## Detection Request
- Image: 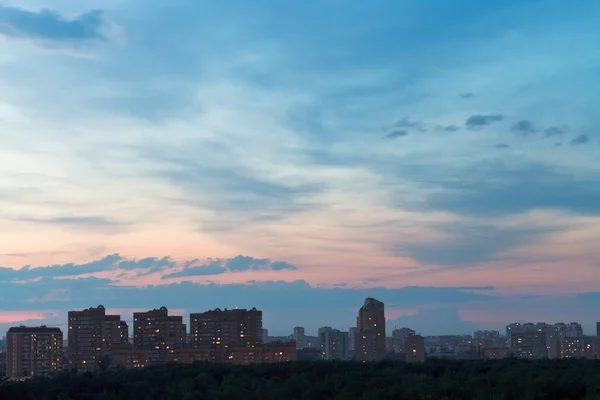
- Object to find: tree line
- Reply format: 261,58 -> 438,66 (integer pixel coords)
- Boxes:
2,358 -> 600,399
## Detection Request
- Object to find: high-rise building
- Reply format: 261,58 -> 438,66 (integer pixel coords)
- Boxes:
405,334 -> 425,363
190,308 -> 262,362
320,329 -> 350,360
68,305 -> 129,372
355,297 -> 386,362
133,306 -> 185,364
293,327 -> 306,349
506,323 -> 548,359
261,328 -> 269,344
348,327 -> 357,353
7,326 -> 63,377
392,328 -> 415,354
546,323 -> 583,359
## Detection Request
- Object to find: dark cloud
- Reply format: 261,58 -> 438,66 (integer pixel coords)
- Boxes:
494,143 -> 510,149
386,130 -> 408,138
511,120 -> 538,136
396,118 -> 420,128
544,127 -> 565,137
570,134 -> 590,145
0,6 -> 107,42
465,114 -> 504,128
459,93 -> 474,99
0,254 -> 297,282
163,255 -> 297,279
394,118 -> 427,132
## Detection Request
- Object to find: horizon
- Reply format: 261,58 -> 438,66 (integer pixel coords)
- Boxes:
1,1 -> 600,336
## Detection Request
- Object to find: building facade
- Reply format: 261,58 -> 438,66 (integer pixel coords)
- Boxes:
293,326 -> 306,349
392,328 -> 415,354
133,306 -> 185,365
68,305 -> 129,372
355,297 -> 386,362
320,329 -> 350,360
7,326 -> 63,378
189,308 -> 262,362
405,334 -> 425,363
506,323 -> 548,359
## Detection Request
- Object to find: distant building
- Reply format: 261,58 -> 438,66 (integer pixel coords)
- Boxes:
506,323 -> 548,359
68,305 -> 129,372
0,351 -> 6,376
348,327 -> 357,353
189,308 -> 262,362
355,297 -> 386,362
7,326 -> 63,378
133,307 -> 185,365
392,328 -> 415,354
405,335 -> 425,363
474,330 -> 501,347
293,327 -> 306,349
320,329 -> 350,360
483,347 -> 511,360
225,342 -> 297,365
582,337 -> 595,359
261,328 -> 269,344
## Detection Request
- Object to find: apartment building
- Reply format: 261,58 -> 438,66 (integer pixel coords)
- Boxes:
189,307 -> 262,362
68,305 -> 129,372
7,326 -> 63,378
133,306 -> 185,365
355,297 -> 386,362
405,334 -> 425,363
320,328 -> 350,360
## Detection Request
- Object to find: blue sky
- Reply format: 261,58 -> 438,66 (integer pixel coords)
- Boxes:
0,0 -> 599,336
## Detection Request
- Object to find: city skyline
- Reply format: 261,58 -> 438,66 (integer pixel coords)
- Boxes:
1,0 -> 600,335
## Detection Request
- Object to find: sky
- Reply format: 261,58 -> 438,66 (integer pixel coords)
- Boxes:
1,0 -> 600,337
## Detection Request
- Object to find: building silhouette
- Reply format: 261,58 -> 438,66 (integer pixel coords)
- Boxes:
405,334 -> 425,363
293,326 -> 306,349
320,328 -> 350,360
68,305 -> 129,372
7,326 -> 63,377
355,297 -> 386,362
133,306 -> 185,365
189,308 -> 262,362
392,327 -> 415,354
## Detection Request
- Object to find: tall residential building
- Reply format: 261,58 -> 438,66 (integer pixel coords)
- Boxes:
68,305 -> 129,372
348,327 -> 357,353
355,297 -> 386,362
7,326 -> 63,377
506,323 -> 548,359
392,328 -> 415,354
320,329 -> 350,360
190,308 -> 262,362
293,327 -> 306,349
133,306 -> 185,364
261,328 -> 269,344
405,334 -> 425,363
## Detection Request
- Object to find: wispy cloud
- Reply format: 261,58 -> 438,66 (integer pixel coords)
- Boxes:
0,6 -> 114,51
